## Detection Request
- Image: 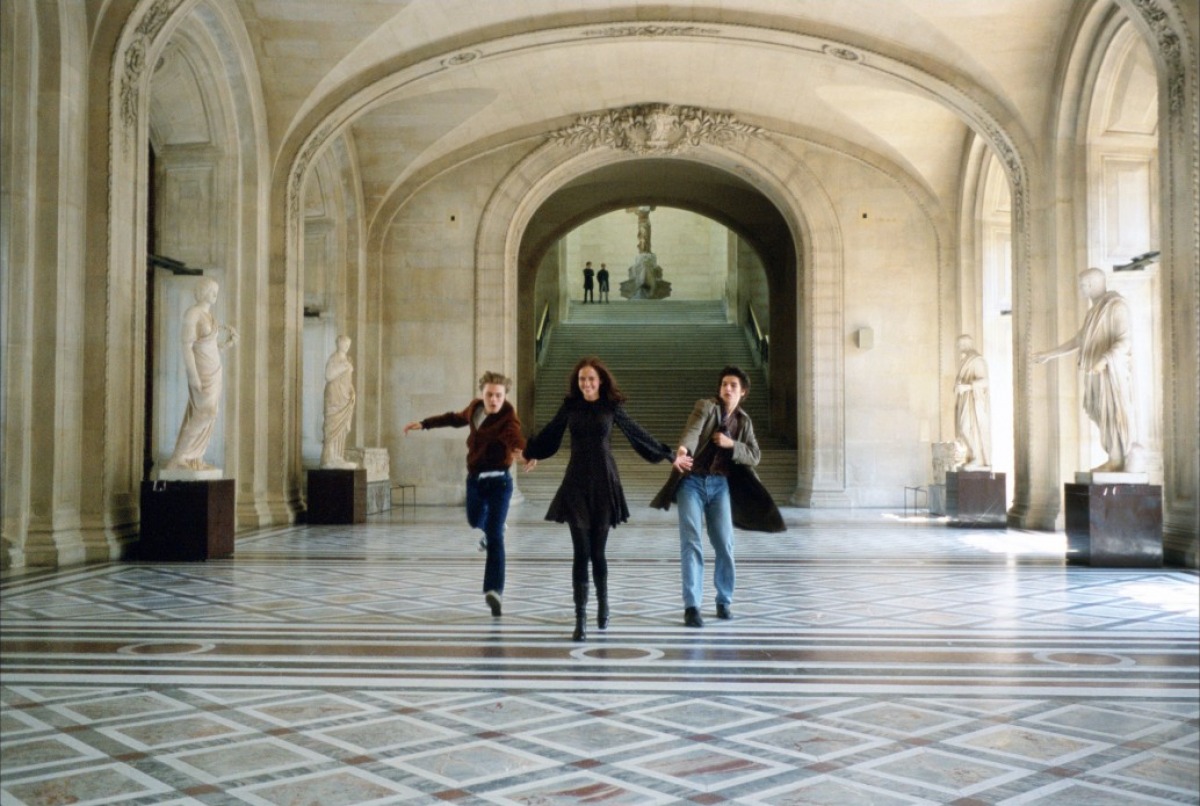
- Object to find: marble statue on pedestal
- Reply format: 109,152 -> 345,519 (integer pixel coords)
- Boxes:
619,205 -> 672,300
320,335 -> 357,469
1034,268 -> 1142,473
620,252 -> 672,300
163,277 -> 237,475
953,334 -> 991,470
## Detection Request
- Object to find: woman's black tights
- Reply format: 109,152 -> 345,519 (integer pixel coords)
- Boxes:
568,524 -> 609,591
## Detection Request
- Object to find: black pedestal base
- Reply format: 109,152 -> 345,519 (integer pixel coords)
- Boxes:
945,471 -> 1006,527
138,479 -> 235,561
1065,483 -> 1162,567
307,468 -> 367,524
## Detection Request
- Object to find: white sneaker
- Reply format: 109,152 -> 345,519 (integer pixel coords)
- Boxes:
485,590 -> 502,616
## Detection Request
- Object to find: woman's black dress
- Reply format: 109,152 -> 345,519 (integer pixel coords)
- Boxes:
525,398 -> 672,531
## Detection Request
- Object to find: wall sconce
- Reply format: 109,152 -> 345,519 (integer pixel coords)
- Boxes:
854,327 -> 873,350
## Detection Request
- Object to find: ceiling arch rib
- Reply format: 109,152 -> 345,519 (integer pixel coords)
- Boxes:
278,19 -> 1038,249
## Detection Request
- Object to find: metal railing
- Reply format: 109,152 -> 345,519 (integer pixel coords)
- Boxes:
747,302 -> 769,365
535,302 -> 551,362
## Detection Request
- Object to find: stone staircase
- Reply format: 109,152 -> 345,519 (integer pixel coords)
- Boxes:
520,300 -> 796,504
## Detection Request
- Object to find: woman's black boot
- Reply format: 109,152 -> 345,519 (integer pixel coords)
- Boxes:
596,580 -> 609,630
572,583 -> 588,641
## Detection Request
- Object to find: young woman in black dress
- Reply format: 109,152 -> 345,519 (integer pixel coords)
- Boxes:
525,357 -> 674,641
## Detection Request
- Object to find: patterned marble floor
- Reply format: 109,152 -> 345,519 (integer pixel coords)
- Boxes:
2,501 -> 1197,805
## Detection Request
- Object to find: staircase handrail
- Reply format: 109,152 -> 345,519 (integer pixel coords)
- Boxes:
535,302 -> 551,362
747,302 -> 769,364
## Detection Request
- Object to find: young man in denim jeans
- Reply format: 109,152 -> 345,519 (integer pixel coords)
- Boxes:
405,372 -> 535,617
652,366 -> 784,627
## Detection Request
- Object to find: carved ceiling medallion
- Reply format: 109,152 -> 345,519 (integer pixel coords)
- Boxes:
550,103 -> 763,155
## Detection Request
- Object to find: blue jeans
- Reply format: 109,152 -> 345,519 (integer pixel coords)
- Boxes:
466,473 -> 512,594
676,474 -> 735,610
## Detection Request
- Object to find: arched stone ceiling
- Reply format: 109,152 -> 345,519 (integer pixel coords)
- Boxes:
228,0 -> 1081,236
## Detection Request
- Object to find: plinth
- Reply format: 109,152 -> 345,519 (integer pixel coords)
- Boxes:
1065,474 -> 1161,567
307,467 -> 367,524
945,470 -> 1006,527
345,448 -> 392,514
139,479 -> 235,561
928,484 -> 947,516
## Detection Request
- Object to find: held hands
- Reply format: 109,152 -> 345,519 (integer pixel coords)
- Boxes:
515,449 -> 538,473
672,447 -> 693,473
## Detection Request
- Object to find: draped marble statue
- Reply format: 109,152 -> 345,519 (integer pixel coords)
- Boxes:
619,205 -> 672,300
1034,268 -> 1141,473
320,335 -> 357,469
164,277 -> 238,473
953,334 -> 991,470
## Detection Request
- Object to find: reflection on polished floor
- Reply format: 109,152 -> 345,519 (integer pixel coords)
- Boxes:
2,502 -> 1197,805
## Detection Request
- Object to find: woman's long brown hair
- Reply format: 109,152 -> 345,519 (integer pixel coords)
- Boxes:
565,356 -> 626,404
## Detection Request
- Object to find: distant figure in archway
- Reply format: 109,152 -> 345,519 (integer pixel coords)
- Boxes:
597,263 -> 610,303
582,261 -> 594,303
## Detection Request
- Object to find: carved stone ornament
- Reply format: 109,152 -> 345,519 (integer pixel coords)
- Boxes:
550,103 -> 763,155
1129,0 -> 1188,115
822,44 -> 862,62
119,0 -> 184,137
582,25 -> 720,39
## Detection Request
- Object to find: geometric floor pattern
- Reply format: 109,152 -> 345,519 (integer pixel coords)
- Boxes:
3,502 -> 1197,804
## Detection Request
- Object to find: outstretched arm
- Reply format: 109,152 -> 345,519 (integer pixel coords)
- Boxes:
1033,333 -> 1080,364
524,404 -> 568,461
614,405 -> 673,463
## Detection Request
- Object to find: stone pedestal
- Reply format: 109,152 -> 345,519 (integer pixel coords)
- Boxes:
928,484 -> 946,516
365,482 -> 392,515
139,479 -> 235,561
307,468 -> 366,524
1065,481 -> 1162,567
345,447 -> 391,514
945,470 -> 1006,527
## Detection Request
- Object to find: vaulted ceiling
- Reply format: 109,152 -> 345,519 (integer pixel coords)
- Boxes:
226,0 -> 1083,237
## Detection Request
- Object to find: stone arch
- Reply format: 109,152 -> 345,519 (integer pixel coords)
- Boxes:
959,136 -> 1017,503
474,136 -> 853,504
100,0 -> 271,540
1053,0 -> 1198,559
278,17 -> 1040,511
300,138 -> 366,468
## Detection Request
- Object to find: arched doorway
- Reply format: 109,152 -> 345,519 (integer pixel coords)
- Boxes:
473,136 -> 858,507
512,158 -> 796,449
